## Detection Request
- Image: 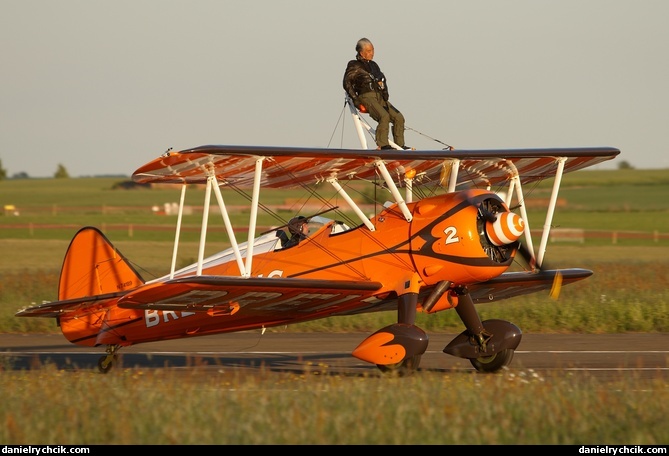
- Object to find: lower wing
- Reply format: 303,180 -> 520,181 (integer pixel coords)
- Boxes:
468,268 -> 592,303
16,269 -> 587,319
117,276 -> 384,316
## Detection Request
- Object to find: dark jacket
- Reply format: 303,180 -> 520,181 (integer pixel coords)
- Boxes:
343,54 -> 389,104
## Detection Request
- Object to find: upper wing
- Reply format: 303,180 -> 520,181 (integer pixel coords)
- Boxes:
132,145 -> 620,189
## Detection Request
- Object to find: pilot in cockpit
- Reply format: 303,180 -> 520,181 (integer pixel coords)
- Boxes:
277,216 -> 309,248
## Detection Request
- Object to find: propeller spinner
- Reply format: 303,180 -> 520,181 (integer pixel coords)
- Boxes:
485,212 -> 525,246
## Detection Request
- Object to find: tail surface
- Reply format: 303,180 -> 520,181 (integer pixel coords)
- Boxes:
59,226 -> 145,300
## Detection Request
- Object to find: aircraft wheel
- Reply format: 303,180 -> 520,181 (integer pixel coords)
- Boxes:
377,355 -> 421,376
97,355 -> 116,374
470,348 -> 514,373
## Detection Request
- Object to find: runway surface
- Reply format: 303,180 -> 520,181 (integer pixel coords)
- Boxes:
1,332 -> 667,382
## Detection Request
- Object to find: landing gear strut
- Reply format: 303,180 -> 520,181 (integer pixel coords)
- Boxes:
443,288 -> 522,373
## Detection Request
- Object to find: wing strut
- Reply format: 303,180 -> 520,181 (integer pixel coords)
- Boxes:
375,160 -> 413,222
210,174 -> 246,276
536,157 -> 566,268
196,176 -> 213,275
510,172 -> 535,267
505,178 -> 515,207
446,159 -> 460,193
243,158 -> 265,277
404,175 -> 413,203
169,184 -> 187,279
327,177 -> 375,231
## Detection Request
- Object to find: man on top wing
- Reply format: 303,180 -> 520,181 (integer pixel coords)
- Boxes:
343,37 -> 410,150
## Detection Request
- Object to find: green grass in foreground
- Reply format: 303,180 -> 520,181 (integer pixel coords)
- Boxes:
0,365 -> 666,444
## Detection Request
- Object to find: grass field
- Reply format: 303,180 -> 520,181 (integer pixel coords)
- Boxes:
1,366 -> 667,445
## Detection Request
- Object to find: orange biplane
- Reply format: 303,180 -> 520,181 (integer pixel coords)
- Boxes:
16,98 -> 620,375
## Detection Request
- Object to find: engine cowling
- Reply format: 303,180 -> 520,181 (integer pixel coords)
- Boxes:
410,190 -> 522,287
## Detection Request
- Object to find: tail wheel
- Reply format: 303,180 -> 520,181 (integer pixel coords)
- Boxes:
377,355 -> 421,376
470,348 -> 514,373
97,355 -> 117,374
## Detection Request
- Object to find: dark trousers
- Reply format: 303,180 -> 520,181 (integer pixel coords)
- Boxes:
358,91 -> 406,148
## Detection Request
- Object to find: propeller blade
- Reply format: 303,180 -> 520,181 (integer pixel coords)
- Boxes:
516,242 -> 563,299
517,242 -> 538,272
549,271 -> 563,300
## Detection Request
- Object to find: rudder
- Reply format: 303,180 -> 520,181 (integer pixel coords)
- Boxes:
58,227 -> 145,300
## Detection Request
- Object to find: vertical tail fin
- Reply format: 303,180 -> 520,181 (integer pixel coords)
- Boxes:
58,227 -> 145,300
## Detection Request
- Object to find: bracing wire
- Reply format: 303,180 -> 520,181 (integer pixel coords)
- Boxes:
404,126 -> 454,150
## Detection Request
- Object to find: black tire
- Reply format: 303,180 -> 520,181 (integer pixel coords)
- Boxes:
97,355 -> 115,374
470,348 -> 514,373
377,355 -> 421,376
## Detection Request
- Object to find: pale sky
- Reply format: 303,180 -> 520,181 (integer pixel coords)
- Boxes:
2,0 -> 668,178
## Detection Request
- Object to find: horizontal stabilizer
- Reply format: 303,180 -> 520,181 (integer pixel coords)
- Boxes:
15,292 -> 126,318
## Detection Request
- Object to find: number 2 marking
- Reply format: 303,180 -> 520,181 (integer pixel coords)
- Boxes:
444,226 -> 459,245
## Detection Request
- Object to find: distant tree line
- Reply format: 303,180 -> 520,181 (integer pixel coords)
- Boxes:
0,159 -> 70,180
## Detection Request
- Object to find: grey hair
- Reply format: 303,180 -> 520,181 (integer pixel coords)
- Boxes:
355,37 -> 373,53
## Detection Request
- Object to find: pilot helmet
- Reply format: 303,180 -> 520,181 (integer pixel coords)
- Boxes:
288,216 -> 307,235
